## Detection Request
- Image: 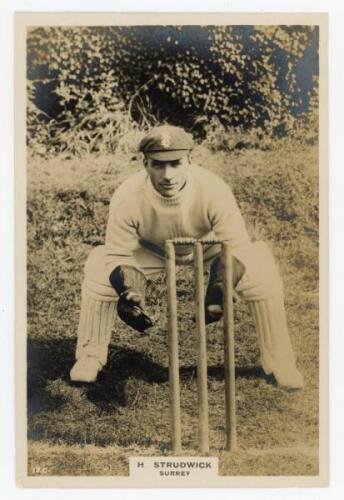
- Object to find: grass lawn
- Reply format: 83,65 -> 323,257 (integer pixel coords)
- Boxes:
26,140 -> 319,476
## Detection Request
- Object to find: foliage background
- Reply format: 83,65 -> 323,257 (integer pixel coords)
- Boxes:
27,25 -> 318,156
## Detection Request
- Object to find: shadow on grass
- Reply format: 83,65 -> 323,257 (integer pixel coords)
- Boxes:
87,352 -> 267,409
28,336 -> 267,416
27,337 -> 76,416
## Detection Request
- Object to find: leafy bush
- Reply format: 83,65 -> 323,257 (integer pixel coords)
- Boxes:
203,118 -> 276,151
27,25 -> 319,156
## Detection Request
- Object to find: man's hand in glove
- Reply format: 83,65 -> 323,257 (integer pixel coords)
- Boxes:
109,266 -> 154,333
205,255 -> 245,324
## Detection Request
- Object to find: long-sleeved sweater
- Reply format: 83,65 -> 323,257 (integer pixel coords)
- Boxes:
104,164 -> 250,275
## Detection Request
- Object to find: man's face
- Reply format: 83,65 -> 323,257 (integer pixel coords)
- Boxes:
144,155 -> 190,198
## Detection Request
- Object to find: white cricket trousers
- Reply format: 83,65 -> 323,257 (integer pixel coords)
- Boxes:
74,241 -> 303,387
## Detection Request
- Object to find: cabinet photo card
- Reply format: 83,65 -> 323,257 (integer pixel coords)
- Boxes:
15,11 -> 328,488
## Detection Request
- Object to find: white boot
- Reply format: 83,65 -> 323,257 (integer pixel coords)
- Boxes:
70,356 -> 103,383
70,289 -> 117,383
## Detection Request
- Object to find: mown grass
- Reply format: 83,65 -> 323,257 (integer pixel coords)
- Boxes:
26,140 -> 319,476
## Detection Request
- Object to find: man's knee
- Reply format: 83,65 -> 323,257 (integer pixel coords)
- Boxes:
235,242 -> 283,301
82,245 -> 117,300
84,245 -> 106,276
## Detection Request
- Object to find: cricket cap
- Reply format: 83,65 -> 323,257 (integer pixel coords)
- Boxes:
139,125 -> 194,161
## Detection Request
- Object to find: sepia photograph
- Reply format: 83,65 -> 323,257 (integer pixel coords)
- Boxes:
15,12 -> 328,487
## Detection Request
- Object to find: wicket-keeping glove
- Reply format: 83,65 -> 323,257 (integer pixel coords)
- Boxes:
109,265 -> 154,333
205,255 -> 245,324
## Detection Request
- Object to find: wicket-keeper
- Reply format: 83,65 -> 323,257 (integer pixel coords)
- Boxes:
70,125 -> 304,390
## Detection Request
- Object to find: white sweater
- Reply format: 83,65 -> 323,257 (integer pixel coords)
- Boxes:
104,164 -> 250,274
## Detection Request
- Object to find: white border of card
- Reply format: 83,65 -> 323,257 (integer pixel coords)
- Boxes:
15,11 -> 328,488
